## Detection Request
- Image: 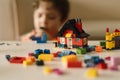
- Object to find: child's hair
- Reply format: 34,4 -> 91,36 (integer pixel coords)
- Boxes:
32,0 -> 70,21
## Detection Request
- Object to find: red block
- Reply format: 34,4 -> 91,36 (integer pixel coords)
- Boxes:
9,56 -> 26,64
97,62 -> 108,69
53,51 -> 61,57
67,60 -> 82,68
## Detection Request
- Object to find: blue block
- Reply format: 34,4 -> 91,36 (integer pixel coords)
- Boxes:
31,36 -> 41,41
35,49 -> 43,55
44,49 -> 50,54
69,51 -> 76,55
58,53 -> 63,57
31,33 -> 47,43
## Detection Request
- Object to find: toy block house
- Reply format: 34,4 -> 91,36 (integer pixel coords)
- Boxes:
56,18 -> 90,48
106,28 -> 120,49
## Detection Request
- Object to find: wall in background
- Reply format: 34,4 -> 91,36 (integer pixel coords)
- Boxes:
16,0 -> 34,36
0,0 -> 15,40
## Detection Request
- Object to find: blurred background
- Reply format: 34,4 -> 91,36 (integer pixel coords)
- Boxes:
1,0 -> 120,40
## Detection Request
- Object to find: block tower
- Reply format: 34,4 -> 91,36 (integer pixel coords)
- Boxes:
106,28 -> 120,50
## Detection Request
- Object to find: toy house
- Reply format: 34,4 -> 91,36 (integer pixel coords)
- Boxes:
56,18 -> 90,48
106,28 -> 120,49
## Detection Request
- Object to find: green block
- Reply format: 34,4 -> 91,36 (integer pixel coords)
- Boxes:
100,41 -> 106,47
76,48 -> 86,54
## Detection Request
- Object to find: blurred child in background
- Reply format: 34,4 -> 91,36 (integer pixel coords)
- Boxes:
21,0 -> 70,41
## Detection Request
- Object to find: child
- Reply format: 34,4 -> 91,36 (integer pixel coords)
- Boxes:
21,0 -> 70,41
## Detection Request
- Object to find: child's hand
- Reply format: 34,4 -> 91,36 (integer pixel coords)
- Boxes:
21,30 -> 36,42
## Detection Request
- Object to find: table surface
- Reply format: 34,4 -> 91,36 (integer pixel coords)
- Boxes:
0,40 -> 120,80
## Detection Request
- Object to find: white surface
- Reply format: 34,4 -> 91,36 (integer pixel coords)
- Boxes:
0,41 -> 120,80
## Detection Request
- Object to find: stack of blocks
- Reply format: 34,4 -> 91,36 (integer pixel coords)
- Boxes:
61,55 -> 82,68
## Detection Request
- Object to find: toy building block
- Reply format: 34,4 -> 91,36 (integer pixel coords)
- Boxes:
44,49 -> 50,54
23,60 -> 33,66
86,68 -> 98,78
105,56 -> 111,61
76,48 -> 86,55
34,49 -> 43,58
26,56 -> 36,63
36,60 -> 44,66
9,56 -> 26,64
56,18 -> 90,49
37,33 -> 47,43
43,66 -> 52,74
84,55 -> 95,67
23,56 -> 36,66
35,49 -> 43,55
110,57 -> 120,66
28,53 -> 34,56
66,60 -> 82,68
52,68 -> 64,75
31,33 -> 47,43
38,54 -> 54,61
100,41 -> 106,49
61,55 -> 77,62
5,55 -> 11,61
53,51 -> 61,57
84,55 -> 105,67
95,46 -> 103,52
97,62 -> 108,69
69,51 -> 76,55
58,50 -> 73,57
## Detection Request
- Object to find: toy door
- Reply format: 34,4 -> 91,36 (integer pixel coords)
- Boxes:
67,38 -> 72,48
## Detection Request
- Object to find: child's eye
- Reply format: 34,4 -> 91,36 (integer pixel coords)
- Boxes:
48,16 -> 56,20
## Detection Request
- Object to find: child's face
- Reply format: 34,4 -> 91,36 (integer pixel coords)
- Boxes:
33,1 -> 63,39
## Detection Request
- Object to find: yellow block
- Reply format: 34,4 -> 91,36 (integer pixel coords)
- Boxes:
86,68 -> 98,78
23,60 -> 33,67
38,54 -> 53,61
61,55 -> 77,62
43,66 -> 52,74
